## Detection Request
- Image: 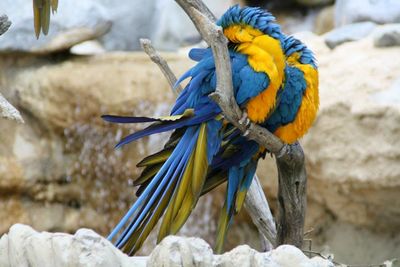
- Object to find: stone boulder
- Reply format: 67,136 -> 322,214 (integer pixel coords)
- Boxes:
0,224 -> 333,267
373,24 -> 400,47
0,0 -> 112,53
324,22 -> 376,49
335,0 -> 400,27
314,6 -> 335,35
0,0 -> 233,52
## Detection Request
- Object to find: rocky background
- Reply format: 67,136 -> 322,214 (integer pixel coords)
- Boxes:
1,0 -> 400,265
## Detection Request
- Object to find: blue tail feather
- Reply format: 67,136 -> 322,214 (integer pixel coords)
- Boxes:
102,115 -> 163,124
116,128 -> 198,247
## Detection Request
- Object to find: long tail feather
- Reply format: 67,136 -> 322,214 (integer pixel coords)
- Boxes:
102,109 -> 194,124
136,149 -> 172,167
215,202 -> 232,254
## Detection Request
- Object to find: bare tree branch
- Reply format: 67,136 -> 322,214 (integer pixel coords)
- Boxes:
0,15 -> 24,124
140,38 -> 183,93
276,142 -> 306,247
243,175 -> 277,249
0,14 -> 11,36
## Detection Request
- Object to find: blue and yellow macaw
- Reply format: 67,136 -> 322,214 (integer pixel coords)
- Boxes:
102,5 -> 318,255
201,34 -> 319,252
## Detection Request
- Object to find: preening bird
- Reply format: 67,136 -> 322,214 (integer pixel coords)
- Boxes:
102,5 -> 319,255
32,0 -> 58,38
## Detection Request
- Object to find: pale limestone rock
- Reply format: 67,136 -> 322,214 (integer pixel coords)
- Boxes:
335,0 -> 400,27
373,24 -> 400,47
0,224 -> 333,267
0,224 -> 146,267
314,6 -> 335,35
148,236 -> 214,267
324,22 -> 376,49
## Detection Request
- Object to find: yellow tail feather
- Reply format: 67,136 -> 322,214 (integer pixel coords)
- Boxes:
235,190 -> 247,214
134,163 -> 163,186
40,0 -> 50,35
157,152 -> 194,242
137,149 -> 172,167
215,203 -> 230,254
191,123 -> 208,197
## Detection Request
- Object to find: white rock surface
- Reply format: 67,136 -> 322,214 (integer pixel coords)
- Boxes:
335,0 -> 400,27
0,0 -> 233,52
373,24 -> 400,47
324,22 -> 376,49
0,224 -> 333,267
0,0 -> 112,53
0,224 -> 146,267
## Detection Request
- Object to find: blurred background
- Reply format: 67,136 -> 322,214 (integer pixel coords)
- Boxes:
0,0 -> 400,265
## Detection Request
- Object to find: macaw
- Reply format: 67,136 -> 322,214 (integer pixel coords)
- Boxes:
102,5 -> 318,255
32,0 -> 58,38
200,34 -> 319,252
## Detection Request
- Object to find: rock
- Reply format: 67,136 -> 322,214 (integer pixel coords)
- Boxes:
373,24 -> 400,47
0,93 -> 24,123
0,0 -> 112,53
148,236 -> 333,267
0,224 -> 332,267
30,22 -> 111,55
324,22 -> 376,49
0,0 -> 233,52
335,0 -> 400,27
303,35 -> 400,234
148,236 -> 214,267
70,40 -> 106,55
0,224 -> 146,267
295,0 -> 333,7
314,5 -> 334,35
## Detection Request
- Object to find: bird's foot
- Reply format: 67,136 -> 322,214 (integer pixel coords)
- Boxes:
238,111 -> 251,129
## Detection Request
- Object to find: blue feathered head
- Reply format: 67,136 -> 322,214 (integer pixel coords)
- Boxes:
217,5 -> 283,41
283,36 -> 317,68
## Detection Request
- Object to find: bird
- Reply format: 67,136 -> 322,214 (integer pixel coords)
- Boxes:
102,5 -> 318,255
32,0 -> 58,38
200,34 -> 319,252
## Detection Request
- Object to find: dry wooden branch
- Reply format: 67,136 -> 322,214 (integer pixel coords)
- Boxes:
140,38 -> 183,93
139,35 -> 277,249
243,175 -> 277,249
0,15 -> 24,124
276,142 -> 306,247
175,0 -> 308,249
0,14 -> 11,36
0,93 -> 24,123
